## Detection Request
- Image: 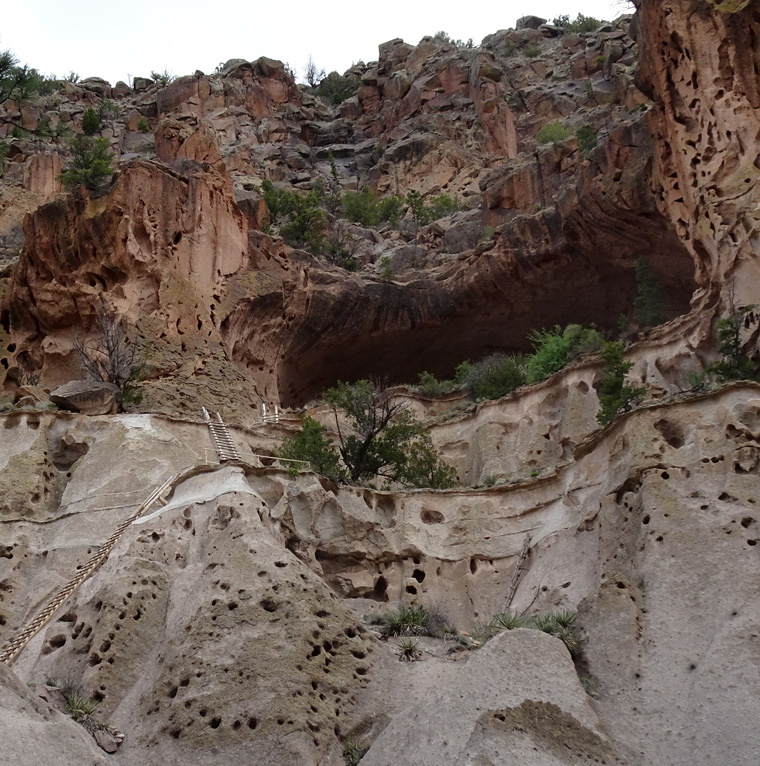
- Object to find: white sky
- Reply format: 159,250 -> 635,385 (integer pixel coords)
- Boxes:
5,1 -> 630,86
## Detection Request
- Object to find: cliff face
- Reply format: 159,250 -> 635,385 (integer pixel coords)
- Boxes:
637,0 -> 760,307
1,3 -> 760,766
1,15 -> 699,412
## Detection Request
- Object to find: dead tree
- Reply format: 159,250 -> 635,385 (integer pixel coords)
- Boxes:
304,55 -> 326,87
74,300 -> 137,388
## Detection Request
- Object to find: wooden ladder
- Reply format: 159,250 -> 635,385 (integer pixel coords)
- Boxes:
501,534 -> 532,612
0,474 -> 177,666
202,407 -> 242,463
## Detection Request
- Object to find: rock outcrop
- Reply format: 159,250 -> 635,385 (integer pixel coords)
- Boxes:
3,13 -> 702,416
2,379 -> 760,764
50,380 -> 121,415
1,2 -> 760,765
0,664 -> 110,766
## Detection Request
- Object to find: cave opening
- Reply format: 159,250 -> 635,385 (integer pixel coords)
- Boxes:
275,248 -> 697,408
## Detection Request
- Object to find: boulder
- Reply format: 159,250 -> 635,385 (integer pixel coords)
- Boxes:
12,385 -> 50,406
234,189 -> 269,230
112,81 -> 131,98
132,77 -> 153,92
0,666 -> 110,766
79,77 -> 111,98
94,729 -> 120,753
539,23 -> 565,37
36,684 -> 67,712
516,15 -> 547,30
360,629 -> 618,765
50,380 -> 121,415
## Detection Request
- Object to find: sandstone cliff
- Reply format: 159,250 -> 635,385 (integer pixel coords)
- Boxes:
1,2 -> 760,765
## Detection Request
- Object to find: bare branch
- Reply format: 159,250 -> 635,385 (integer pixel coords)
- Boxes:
74,299 -> 138,387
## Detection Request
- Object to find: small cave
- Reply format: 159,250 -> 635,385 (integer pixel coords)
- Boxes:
49,436 -> 90,472
655,419 -> 685,449
370,576 -> 388,602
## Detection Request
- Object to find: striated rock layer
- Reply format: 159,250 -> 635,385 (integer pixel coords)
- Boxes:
2,380 -> 760,764
0,3 -> 760,766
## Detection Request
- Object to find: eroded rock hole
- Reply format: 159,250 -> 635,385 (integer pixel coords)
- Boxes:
421,509 -> 445,524
654,419 -> 685,449
48,635 -> 66,649
371,576 -> 388,602
260,598 -> 278,612
50,437 -> 89,472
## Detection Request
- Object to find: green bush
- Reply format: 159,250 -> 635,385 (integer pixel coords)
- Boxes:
81,107 -> 101,136
278,380 -> 456,488
277,416 -> 346,482
596,341 -> 646,426
59,135 -> 114,190
430,193 -> 461,219
323,221 -> 358,271
258,179 -> 327,251
552,13 -> 603,33
536,120 -> 572,144
461,354 -> 528,400
317,71 -> 360,104
576,125 -> 597,156
708,303 -> 757,381
137,116 -> 150,133
150,69 -> 175,87
343,187 -> 403,227
98,100 -> 119,122
523,43 -> 541,58
415,371 -> 457,396
632,257 -> 666,327
413,355 -> 527,402
432,31 -> 473,47
377,194 -> 405,226
281,205 -> 326,250
405,191 -> 461,225
323,379 -> 456,487
259,179 -> 301,225
526,324 -> 603,383
378,255 -> 395,282
405,190 -> 428,224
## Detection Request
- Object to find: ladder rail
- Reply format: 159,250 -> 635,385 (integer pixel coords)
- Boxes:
203,410 -> 242,463
0,472 -> 181,666
501,534 -> 532,613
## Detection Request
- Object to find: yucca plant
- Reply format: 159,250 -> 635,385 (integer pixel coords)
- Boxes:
65,692 -> 98,720
471,619 -> 498,644
531,610 -> 579,655
398,638 -> 422,662
490,611 -> 526,631
65,692 -> 103,732
344,738 -> 368,765
381,604 -> 430,637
